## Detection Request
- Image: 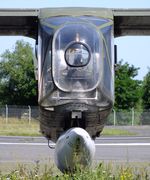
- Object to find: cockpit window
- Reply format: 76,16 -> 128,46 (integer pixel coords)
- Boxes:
65,42 -> 90,67
52,22 -> 103,92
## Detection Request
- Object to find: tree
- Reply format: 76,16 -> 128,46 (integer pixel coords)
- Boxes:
0,40 -> 38,105
140,69 -> 150,124
115,60 -> 142,110
142,68 -> 150,109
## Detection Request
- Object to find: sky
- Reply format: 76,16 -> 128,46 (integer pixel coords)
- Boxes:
1,0 -> 150,80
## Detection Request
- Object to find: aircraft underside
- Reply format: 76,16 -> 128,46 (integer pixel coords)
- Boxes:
39,104 -> 112,142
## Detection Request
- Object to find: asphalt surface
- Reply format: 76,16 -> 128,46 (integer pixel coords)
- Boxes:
0,135 -> 150,166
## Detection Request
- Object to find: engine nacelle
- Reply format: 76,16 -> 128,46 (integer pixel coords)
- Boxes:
54,127 -> 95,172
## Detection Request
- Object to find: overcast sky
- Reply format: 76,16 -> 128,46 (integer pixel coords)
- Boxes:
0,0 -> 150,80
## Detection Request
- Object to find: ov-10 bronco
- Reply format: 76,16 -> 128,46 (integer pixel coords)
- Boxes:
0,7 -> 150,172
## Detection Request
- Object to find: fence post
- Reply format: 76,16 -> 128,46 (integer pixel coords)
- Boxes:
28,105 -> 31,124
132,107 -> 134,126
5,104 -> 8,124
113,109 -> 116,126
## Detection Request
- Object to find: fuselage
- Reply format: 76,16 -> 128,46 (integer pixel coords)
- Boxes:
37,8 -> 114,142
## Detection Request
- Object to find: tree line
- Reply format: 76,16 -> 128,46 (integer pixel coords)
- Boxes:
115,60 -> 150,111
0,40 -> 38,106
0,40 -> 150,122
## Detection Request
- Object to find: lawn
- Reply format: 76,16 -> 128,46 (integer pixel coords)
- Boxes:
0,162 -> 149,179
0,119 -> 135,137
102,127 -> 136,136
0,119 -> 41,136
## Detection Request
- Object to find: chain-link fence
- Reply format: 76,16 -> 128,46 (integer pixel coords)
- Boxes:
0,105 -> 150,125
0,105 -> 39,124
106,109 -> 150,126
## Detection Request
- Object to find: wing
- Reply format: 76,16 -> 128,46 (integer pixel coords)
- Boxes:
0,8 -> 150,38
0,8 -> 38,39
113,9 -> 150,37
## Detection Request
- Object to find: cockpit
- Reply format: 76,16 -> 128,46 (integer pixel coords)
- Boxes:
53,23 -> 102,92
38,15 -> 114,110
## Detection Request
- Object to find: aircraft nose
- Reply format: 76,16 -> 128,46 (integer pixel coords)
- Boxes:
70,128 -> 88,141
69,127 -> 94,146
54,127 -> 95,172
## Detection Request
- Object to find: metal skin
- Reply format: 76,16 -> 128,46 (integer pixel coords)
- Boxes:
54,127 -> 95,172
39,15 -> 114,142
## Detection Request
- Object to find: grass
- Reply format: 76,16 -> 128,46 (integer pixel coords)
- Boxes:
0,162 -> 149,179
0,119 -> 135,137
102,127 -> 136,136
0,118 -> 41,136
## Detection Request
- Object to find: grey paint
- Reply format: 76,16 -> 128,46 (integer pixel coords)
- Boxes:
0,8 -> 150,38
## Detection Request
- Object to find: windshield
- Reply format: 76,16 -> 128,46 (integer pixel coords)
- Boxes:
52,23 -> 103,92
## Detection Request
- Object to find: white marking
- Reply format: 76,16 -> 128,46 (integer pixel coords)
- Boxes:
95,143 -> 150,146
0,142 -> 52,146
97,136 -> 150,140
0,142 -> 150,146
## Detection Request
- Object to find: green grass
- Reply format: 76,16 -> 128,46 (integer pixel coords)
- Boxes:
102,127 -> 136,136
0,119 -> 41,136
0,162 -> 149,180
0,119 -> 135,137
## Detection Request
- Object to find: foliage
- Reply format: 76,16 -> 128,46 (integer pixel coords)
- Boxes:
0,40 -> 38,105
115,60 -> 142,110
142,68 -> 150,109
0,162 -> 149,180
140,69 -> 150,124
